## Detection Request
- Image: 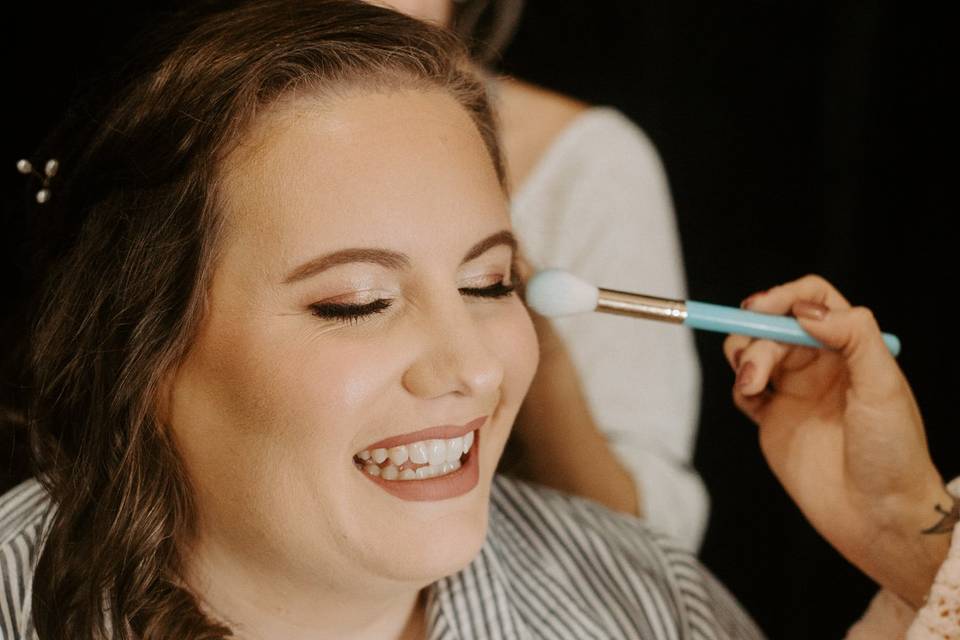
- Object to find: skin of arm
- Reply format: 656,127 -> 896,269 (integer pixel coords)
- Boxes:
495,80 -> 642,517
510,296 -> 642,517
726,276 -> 951,608
497,78 -> 707,531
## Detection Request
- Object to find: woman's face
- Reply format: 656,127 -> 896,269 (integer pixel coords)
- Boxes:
167,87 -> 538,597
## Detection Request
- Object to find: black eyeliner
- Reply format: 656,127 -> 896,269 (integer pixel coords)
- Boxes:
310,298 -> 392,321
459,282 -> 515,298
310,281 -> 515,325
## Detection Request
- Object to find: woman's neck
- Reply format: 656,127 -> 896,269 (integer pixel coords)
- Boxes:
182,538 -> 428,639
397,589 -> 429,640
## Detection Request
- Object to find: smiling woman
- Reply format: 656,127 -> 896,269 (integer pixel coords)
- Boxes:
164,82 -> 540,633
4,0 -> 956,638
0,1 -> 767,638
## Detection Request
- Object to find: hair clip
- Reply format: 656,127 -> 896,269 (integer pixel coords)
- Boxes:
16,158 -> 60,204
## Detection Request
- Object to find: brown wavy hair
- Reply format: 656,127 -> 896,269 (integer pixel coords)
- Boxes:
15,1 -> 503,636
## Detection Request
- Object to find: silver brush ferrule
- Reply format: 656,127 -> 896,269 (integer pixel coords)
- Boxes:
596,288 -> 688,324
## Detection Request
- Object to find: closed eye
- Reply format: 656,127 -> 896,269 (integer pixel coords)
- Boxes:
310,298 -> 393,325
460,281 -> 516,299
310,281 -> 516,325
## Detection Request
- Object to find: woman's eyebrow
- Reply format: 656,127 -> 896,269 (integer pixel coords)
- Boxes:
282,229 -> 518,284
462,229 -> 517,264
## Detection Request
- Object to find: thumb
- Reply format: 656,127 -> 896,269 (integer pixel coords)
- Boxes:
793,302 -> 904,400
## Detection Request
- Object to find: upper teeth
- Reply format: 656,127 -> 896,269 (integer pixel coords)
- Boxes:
357,431 -> 475,469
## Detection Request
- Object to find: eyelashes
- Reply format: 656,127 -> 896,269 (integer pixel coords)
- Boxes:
310,281 -> 517,326
311,298 -> 393,325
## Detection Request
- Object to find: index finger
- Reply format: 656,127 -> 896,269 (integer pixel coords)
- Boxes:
743,274 -> 852,315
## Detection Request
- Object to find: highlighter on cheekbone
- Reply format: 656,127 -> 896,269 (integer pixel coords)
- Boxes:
524,268 -> 901,357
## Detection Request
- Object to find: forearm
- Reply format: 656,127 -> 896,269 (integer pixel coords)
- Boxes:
846,481 -> 960,639
855,482 -> 956,608
507,110 -> 706,532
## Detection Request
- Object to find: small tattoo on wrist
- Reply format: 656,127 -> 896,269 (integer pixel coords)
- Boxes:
922,493 -> 960,535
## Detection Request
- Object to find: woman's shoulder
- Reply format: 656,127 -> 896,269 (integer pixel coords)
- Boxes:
518,104 -> 666,197
488,473 -> 687,568
485,475 -> 764,639
494,77 -> 589,191
496,77 -> 664,191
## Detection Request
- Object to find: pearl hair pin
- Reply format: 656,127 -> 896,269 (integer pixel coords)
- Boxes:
16,158 -> 59,204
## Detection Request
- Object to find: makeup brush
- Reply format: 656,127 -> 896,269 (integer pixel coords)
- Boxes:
525,268 -> 901,357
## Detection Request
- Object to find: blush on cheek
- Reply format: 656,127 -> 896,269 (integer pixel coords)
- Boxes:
501,304 -> 540,386
196,305 -> 325,431
308,331 -> 415,408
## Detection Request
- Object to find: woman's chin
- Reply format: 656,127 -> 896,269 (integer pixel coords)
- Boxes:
364,510 -> 490,585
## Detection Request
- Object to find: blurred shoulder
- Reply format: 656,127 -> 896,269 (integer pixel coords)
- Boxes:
495,77 -> 664,193
496,76 -> 588,131
495,77 -> 590,190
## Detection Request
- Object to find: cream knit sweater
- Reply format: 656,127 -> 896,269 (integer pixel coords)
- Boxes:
510,107 -> 708,551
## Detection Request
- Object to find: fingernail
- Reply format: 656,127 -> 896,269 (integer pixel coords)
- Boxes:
736,361 -> 756,390
794,301 -> 829,320
740,291 -> 765,309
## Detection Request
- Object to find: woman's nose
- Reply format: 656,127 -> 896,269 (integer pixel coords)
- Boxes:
401,295 -> 505,400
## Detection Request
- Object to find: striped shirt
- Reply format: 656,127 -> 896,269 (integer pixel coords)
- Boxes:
0,476 -> 763,639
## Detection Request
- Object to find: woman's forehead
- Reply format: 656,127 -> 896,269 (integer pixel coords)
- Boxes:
214,87 -> 508,275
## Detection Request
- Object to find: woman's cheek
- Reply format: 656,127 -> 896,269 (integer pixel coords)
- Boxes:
496,302 -> 540,403
299,336 -> 400,412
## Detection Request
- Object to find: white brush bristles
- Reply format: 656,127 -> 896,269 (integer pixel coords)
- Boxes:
524,268 -> 599,317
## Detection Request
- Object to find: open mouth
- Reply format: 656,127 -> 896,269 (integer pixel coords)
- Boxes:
354,430 -> 476,481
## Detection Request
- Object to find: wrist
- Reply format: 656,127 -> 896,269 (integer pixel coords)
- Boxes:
920,489 -> 959,535
900,481 -> 957,539
881,483 -> 955,608
864,472 -> 953,538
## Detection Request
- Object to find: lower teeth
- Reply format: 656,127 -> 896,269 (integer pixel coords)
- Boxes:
363,457 -> 463,481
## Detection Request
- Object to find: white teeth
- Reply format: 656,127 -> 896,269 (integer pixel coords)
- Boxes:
381,464 -> 399,480
388,446 -> 408,466
371,458 -> 464,482
445,436 -> 463,462
357,431 -> 477,480
427,439 -> 446,466
415,465 -> 436,480
408,441 -> 429,464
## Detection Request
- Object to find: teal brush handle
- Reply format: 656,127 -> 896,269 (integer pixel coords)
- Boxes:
685,300 -> 901,357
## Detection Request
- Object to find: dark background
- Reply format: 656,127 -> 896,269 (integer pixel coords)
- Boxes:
500,2 -> 957,637
4,2 -> 957,637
